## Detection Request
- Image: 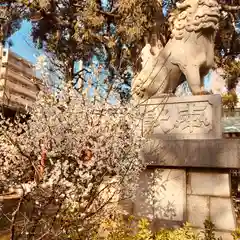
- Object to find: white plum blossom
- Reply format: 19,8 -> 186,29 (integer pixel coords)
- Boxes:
0,82 -> 145,238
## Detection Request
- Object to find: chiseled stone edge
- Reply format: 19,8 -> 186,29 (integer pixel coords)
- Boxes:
141,139 -> 240,168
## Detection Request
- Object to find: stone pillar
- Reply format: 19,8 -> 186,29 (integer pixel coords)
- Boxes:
134,94 -> 239,239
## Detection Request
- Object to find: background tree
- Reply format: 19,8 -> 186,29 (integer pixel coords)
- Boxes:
215,0 -> 240,98
2,0 -> 240,100
0,1 -> 25,45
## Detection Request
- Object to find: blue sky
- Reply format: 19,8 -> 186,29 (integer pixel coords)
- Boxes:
9,20 -> 40,64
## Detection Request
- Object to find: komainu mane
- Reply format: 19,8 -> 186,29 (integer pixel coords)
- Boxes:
132,0 -> 220,100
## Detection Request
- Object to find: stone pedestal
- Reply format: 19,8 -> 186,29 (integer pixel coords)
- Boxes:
134,94 -> 237,239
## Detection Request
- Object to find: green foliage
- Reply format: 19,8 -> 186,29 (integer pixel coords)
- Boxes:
214,1 -> 240,81
221,60 -> 239,109
135,219 -> 153,240
222,60 -> 240,91
202,219 -> 221,240
0,3 -> 23,44
3,1 -> 240,74
222,91 -> 238,110
3,0 -> 162,74
155,223 -> 200,240
232,228 -> 240,240
95,216 -> 238,240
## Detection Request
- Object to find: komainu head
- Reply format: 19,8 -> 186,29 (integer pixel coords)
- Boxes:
169,0 -> 220,40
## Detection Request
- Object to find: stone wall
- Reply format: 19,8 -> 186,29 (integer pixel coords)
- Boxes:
132,169 -> 236,239
133,168 -> 186,226
187,171 -> 236,239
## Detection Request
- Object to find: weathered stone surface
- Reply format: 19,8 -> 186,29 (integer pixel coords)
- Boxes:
153,169 -> 186,221
214,231 -> 234,240
139,95 -> 222,140
133,169 -> 154,219
187,195 -> 209,228
142,139 -> 240,168
210,197 -> 236,231
187,172 -> 230,197
133,169 -> 186,222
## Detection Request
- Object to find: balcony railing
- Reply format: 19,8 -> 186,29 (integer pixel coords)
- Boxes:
7,68 -> 37,90
5,81 -> 37,100
8,52 -> 34,69
7,60 -> 34,80
4,92 -> 34,109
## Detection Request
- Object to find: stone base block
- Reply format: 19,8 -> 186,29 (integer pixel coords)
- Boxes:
210,197 -> 236,231
215,231 -> 234,240
186,171 -> 236,232
187,172 -> 230,197
133,169 -> 186,222
132,169 -> 237,234
187,195 -> 209,228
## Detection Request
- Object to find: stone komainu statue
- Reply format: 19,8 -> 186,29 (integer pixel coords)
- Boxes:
132,0 -> 220,100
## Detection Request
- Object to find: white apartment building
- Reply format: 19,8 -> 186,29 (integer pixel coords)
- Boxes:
0,46 -> 41,112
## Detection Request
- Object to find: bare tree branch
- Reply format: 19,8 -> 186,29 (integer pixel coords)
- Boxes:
10,190 -> 25,240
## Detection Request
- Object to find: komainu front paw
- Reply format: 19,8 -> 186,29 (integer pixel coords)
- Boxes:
199,90 -> 211,95
135,88 -> 145,98
193,90 -> 211,96
133,82 -> 146,98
